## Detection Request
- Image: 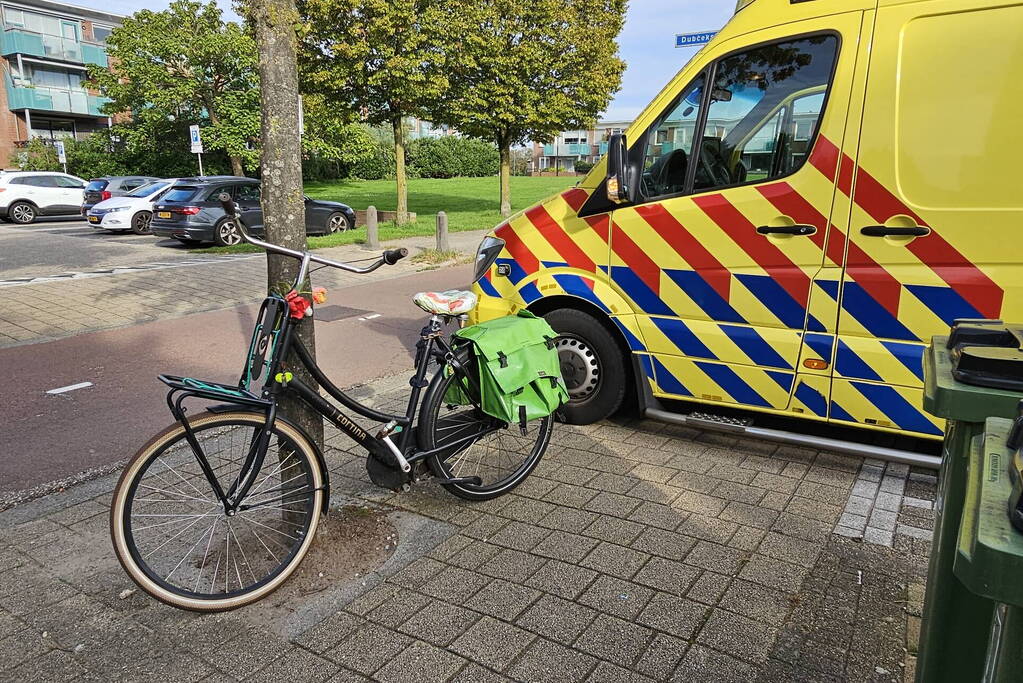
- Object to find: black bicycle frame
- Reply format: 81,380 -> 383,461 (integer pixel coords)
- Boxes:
161,296 -> 492,513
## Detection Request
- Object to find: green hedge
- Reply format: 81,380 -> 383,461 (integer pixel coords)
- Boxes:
407,136 -> 499,178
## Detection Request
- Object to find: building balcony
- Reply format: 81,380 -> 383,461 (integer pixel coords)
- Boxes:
1,28 -> 108,66
542,143 -> 592,156
6,83 -> 110,116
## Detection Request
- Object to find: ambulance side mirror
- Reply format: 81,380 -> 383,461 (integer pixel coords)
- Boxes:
605,133 -> 633,204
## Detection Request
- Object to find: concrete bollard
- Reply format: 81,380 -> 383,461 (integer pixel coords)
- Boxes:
366,206 -> 379,249
436,211 -> 449,252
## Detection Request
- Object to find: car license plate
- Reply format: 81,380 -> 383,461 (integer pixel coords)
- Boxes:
157,211 -> 171,219
88,216 -> 99,223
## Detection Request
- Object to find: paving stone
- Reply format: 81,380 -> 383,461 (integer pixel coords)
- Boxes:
374,640 -> 467,683
844,495 -> 874,517
524,559 -> 597,600
583,517 -> 646,546
632,556 -> 701,596
630,526 -> 695,560
388,557 -> 445,590
684,541 -> 746,575
573,614 -> 653,668
448,542 -> 504,571
489,521 -> 550,552
583,492 -> 642,517
676,514 -> 738,544
515,592 -> 598,647
542,507 -> 600,534
326,624 -> 414,675
696,608 -> 777,664
838,512 -> 868,530
628,502 -> 687,531
587,661 -> 657,683
248,648 -> 340,683
203,628 -> 292,679
728,526 -> 766,551
868,508 -> 898,532
673,491 -> 728,517
720,501 -> 779,530
366,590 -> 434,629
543,484 -> 598,508
580,542 -> 650,580
637,592 -> 707,638
668,471 -> 722,495
635,632 -> 687,680
672,644 -> 757,683
739,554 -> 809,594
296,611 -> 366,652
758,531 -> 823,568
464,579 -> 541,621
506,638 -> 597,683
579,574 -> 655,620
419,566 -> 490,603
499,497 -> 558,525
686,570 -> 731,606
478,548 -> 548,584
532,530 -> 600,564
448,662 -> 512,683
719,578 -> 794,625
397,599 -> 480,647
450,616 -> 535,671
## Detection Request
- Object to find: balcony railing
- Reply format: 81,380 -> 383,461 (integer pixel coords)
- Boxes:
6,82 -> 110,116
542,143 -> 592,156
1,28 -> 107,66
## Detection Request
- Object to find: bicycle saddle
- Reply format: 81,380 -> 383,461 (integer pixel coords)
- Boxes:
413,289 -> 478,315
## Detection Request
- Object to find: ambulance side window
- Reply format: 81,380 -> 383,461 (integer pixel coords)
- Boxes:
640,73 -> 705,200
691,34 -> 838,192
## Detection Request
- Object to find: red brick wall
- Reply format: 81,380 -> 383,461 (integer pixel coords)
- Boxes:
0,57 -> 27,169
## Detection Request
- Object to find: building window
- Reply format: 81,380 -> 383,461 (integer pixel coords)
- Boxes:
92,26 -> 113,43
30,118 -> 76,140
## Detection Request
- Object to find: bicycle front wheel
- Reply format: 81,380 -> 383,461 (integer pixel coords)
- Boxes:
110,411 -> 325,612
418,350 -> 553,501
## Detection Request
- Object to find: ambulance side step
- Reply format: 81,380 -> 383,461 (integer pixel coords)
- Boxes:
645,407 -> 941,470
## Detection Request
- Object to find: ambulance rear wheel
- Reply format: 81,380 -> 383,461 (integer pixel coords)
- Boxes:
543,308 -> 626,425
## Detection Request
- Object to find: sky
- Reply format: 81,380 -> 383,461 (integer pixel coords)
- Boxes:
70,0 -> 734,123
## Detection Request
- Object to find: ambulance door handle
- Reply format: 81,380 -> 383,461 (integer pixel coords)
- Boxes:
756,224 -> 817,236
861,225 -> 930,237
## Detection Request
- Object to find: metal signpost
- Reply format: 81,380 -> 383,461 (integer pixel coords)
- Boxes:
189,124 -> 204,176
675,31 -> 718,48
54,140 -> 67,174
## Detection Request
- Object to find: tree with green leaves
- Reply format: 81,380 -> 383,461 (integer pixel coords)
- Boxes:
298,0 -> 449,223
438,0 -> 627,216
87,0 -> 260,176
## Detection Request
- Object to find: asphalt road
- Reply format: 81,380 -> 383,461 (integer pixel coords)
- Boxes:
0,264 -> 472,492
0,216 -> 212,281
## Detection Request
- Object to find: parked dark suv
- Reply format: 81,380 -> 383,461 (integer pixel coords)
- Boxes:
150,177 -> 357,247
82,176 -> 160,214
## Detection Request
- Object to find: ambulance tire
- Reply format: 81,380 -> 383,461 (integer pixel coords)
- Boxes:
544,308 -> 626,425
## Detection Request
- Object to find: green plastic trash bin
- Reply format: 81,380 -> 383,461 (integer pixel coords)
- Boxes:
954,416 -> 1023,682
917,320 -> 1023,683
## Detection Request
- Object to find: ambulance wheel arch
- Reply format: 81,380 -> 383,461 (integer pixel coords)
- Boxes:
528,299 -> 632,424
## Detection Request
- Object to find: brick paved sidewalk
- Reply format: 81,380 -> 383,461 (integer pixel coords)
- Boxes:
0,230 -> 488,348
0,373 -> 934,682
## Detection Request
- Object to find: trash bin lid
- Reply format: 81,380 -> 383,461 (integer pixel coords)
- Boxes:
948,320 -> 1023,392
955,417 -> 1023,607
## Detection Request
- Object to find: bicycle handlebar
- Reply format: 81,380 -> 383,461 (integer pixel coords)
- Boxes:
217,192 -> 408,275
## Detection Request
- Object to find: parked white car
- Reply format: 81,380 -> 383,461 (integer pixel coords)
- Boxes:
0,171 -> 87,224
86,179 -> 176,235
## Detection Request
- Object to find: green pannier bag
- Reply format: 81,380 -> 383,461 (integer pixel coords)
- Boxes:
445,310 -> 568,427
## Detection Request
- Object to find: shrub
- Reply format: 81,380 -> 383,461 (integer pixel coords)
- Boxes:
408,136 -> 499,178
574,159 -> 594,174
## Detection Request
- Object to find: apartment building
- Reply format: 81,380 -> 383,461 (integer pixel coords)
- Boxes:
530,119 -> 631,174
0,0 -> 120,165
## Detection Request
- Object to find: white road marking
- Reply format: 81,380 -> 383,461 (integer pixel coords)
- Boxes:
46,382 -> 93,395
363,313 -> 382,320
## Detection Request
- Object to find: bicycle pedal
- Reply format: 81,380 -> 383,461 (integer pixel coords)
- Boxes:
431,475 -> 483,486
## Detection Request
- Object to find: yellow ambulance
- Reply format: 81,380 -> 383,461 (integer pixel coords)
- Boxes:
468,0 -> 1022,457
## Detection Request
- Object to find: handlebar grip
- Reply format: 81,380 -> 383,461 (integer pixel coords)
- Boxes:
383,248 -> 408,265
217,192 -> 239,217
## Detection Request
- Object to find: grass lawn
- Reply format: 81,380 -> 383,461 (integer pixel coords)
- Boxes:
200,175 -> 578,254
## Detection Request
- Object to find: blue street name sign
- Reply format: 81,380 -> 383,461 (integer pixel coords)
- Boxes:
675,31 -> 717,48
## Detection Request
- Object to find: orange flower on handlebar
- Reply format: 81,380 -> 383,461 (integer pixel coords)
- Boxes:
311,286 -> 327,305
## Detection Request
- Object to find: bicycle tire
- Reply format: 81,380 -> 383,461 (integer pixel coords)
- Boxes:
417,348 -> 552,501
110,411 -> 325,612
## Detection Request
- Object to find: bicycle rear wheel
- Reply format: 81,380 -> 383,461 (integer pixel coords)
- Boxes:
110,411 -> 325,611
418,350 -> 552,501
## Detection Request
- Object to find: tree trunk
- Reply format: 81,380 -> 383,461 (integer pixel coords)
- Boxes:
245,0 -> 323,450
392,117 -> 409,224
499,138 -> 511,218
230,155 -> 244,177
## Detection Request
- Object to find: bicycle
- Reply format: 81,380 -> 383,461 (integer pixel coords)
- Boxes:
110,195 -> 553,612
